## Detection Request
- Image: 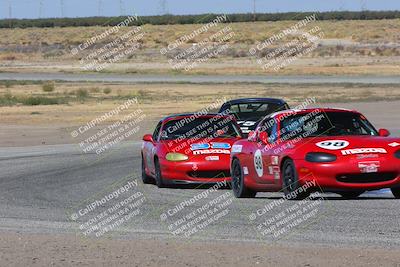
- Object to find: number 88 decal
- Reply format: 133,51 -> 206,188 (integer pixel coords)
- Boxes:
316,140 -> 350,150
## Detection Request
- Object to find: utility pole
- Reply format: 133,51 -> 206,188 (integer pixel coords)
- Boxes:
39,0 -> 43,18
8,0 -> 12,28
60,0 -> 65,17
253,0 -> 256,22
159,0 -> 168,15
360,0 -> 367,11
119,0 -> 125,16
8,0 -> 12,18
98,0 -> 103,16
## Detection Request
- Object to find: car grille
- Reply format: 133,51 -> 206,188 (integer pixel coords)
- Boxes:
336,172 -> 397,183
187,170 -> 230,179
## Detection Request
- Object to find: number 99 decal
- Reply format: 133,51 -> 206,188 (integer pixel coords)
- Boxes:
316,140 -> 349,150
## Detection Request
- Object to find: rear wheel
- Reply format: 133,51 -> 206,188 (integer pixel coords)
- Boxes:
141,155 -> 152,184
282,159 -> 310,200
391,187 -> 400,199
154,158 -> 165,188
231,158 -> 256,198
339,191 -> 364,199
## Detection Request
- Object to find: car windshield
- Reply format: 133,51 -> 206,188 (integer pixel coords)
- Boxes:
160,116 -> 241,140
279,111 -> 378,141
224,102 -> 287,120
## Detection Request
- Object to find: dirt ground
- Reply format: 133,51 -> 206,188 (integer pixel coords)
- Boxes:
0,231 -> 399,267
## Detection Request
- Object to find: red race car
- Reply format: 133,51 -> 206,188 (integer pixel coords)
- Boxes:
142,113 -> 242,187
230,108 -> 400,199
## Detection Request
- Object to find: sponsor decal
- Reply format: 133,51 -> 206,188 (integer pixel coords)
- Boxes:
193,149 -> 230,155
389,142 -> 400,148
357,154 -> 379,159
191,143 -> 231,150
243,166 -> 249,175
341,148 -> 387,156
205,156 -> 219,161
358,161 -> 380,173
231,144 -> 243,153
191,143 -> 210,150
316,140 -> 349,150
254,149 -> 263,177
271,155 -> 279,165
211,142 -> 231,149
268,166 -> 274,175
274,170 -> 280,180
268,166 -> 280,178
237,121 -> 257,127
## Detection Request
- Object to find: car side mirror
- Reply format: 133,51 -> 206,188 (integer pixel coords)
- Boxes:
259,131 -> 269,145
378,128 -> 390,137
143,134 -> 154,143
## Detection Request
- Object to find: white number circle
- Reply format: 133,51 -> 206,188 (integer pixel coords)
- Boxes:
254,149 -> 263,177
316,140 -> 349,150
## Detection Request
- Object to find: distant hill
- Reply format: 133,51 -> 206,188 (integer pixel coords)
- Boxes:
1,10 -> 399,28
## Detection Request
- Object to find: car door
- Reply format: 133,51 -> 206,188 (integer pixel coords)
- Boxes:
258,117 -> 280,184
143,121 -> 162,175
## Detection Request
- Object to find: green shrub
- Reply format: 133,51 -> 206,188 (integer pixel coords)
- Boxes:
103,88 -> 112,94
21,96 -> 63,105
76,88 -> 89,99
42,81 -> 55,92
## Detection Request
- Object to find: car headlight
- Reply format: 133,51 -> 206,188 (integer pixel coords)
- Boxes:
395,150 -> 400,159
166,153 -> 189,162
306,152 -> 337,163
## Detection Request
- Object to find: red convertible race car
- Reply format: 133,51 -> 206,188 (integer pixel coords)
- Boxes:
230,108 -> 400,199
142,113 -> 242,187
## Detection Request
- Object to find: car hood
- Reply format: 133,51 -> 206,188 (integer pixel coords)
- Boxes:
284,136 -> 400,158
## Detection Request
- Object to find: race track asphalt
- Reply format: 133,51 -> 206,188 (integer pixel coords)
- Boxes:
0,141 -> 399,249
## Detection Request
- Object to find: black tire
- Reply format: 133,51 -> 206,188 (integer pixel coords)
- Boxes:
282,159 -> 310,200
141,155 -> 152,184
391,187 -> 400,199
154,158 -> 165,188
231,158 -> 256,198
339,191 -> 365,199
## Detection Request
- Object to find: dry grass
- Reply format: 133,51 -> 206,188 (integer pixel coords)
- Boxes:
1,81 -> 400,126
1,19 -> 399,47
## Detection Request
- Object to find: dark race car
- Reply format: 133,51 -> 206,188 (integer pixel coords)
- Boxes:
230,108 -> 400,199
219,98 -> 289,136
141,113 -> 243,187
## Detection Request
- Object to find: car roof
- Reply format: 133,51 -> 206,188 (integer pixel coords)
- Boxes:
161,113 -> 232,123
220,98 -> 288,108
270,107 -> 360,119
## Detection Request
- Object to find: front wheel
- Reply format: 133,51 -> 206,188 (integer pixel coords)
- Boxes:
154,158 -> 165,188
141,155 -> 152,184
231,158 -> 256,198
282,159 -> 310,200
391,187 -> 400,199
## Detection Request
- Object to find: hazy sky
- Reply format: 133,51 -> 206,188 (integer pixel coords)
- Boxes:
0,0 -> 399,19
